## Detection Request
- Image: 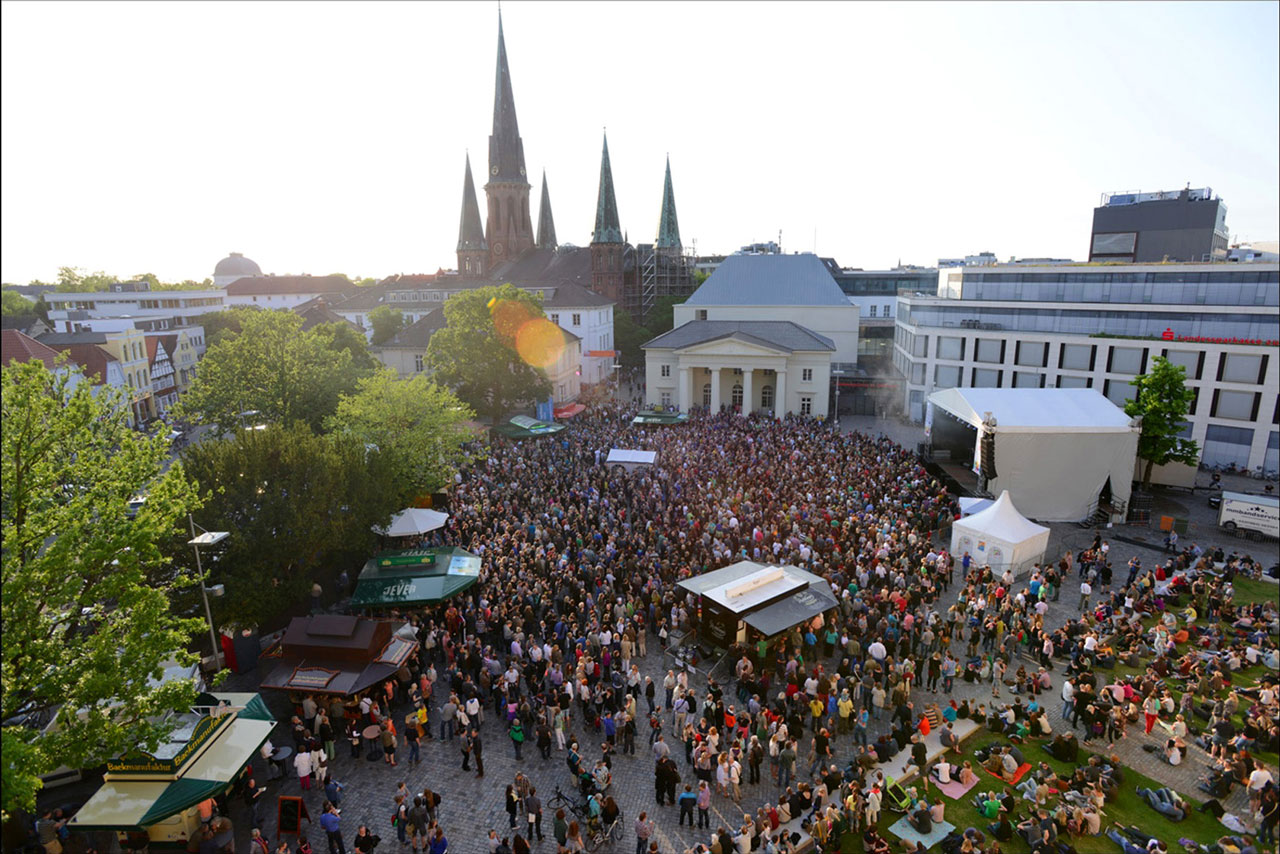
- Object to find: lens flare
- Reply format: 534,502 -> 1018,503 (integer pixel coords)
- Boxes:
490,299 -> 536,345
515,318 -> 565,369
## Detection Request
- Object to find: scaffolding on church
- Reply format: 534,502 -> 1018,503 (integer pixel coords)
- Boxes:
632,244 -> 698,325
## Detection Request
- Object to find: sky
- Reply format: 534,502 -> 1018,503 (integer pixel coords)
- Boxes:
2,1 -> 1278,285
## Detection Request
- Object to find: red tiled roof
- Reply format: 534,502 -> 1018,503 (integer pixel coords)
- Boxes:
63,344 -> 118,385
1,329 -> 62,370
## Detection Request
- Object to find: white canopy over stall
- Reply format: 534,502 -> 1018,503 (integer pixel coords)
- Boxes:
927,387 -> 1140,522
950,490 -> 1050,579
374,507 -> 449,537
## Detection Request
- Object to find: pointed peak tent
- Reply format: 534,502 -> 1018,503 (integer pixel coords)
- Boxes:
374,507 -> 449,538
949,490 -> 1050,580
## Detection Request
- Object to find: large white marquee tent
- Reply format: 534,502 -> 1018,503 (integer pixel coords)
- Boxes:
927,387 -> 1140,522
950,490 -> 1050,579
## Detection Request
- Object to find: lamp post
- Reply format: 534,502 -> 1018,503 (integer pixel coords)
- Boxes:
831,369 -> 846,429
188,515 -> 229,670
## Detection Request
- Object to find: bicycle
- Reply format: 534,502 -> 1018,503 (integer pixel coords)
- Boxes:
549,786 -> 590,821
584,811 -> 623,852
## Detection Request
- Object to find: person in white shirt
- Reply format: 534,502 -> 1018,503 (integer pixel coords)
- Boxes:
1248,768 -> 1275,810
1078,581 -> 1092,612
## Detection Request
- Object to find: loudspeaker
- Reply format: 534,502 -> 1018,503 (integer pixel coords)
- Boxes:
980,433 -> 997,479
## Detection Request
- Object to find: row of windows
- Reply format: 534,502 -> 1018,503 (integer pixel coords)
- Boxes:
658,366 -> 816,383
905,305 -> 1279,340
963,270 -> 1278,286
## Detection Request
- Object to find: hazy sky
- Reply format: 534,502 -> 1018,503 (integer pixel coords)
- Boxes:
3,1 -> 1277,285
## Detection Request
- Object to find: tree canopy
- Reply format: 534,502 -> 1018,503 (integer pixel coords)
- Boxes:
178,423 -> 400,628
326,370 -> 476,498
2,361 -> 203,818
1125,355 -> 1201,489
645,294 -> 685,337
612,310 -> 652,368
369,305 -> 406,345
176,310 -> 364,434
426,283 -> 553,422
1,289 -> 36,317
313,321 -> 380,374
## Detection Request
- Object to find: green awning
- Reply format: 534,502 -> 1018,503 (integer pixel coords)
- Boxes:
492,415 -> 566,439
632,411 -> 688,426
138,777 -> 227,827
350,547 -> 481,608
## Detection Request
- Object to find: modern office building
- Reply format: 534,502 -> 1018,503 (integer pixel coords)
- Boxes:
44,280 -> 223,333
1089,187 -> 1229,263
893,262 -> 1279,474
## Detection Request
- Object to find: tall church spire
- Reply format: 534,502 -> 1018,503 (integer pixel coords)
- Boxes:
656,155 -> 682,251
487,11 -> 527,183
536,171 -> 557,249
457,154 -> 488,276
592,133 -> 623,245
484,10 -> 534,265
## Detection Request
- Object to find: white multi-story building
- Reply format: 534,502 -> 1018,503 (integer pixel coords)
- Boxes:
44,281 -> 223,333
894,262 -> 1280,474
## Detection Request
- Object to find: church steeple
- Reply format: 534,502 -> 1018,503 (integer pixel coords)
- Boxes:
592,133 -> 623,245
484,11 -> 534,266
656,155 -> 682,252
536,171 -> 557,249
457,154 -> 488,277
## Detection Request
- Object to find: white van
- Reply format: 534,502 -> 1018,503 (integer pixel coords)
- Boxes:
1218,491 -> 1280,539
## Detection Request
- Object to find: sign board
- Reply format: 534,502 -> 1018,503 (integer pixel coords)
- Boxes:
277,796 -> 310,838
447,555 -> 481,576
378,551 -> 436,568
106,713 -> 232,775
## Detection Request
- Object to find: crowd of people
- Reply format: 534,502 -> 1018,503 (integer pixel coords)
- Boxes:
128,404 -> 1280,854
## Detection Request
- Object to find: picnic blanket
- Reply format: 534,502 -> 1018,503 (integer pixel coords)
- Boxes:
936,775 -> 980,799
985,762 -> 1032,785
887,817 -> 956,849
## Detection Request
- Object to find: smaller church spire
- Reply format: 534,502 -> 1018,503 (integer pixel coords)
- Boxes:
592,133 -> 623,245
536,170 -> 557,249
457,154 -> 487,252
656,155 -> 682,251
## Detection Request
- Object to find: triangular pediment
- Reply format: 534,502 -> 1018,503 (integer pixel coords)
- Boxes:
676,335 -> 789,356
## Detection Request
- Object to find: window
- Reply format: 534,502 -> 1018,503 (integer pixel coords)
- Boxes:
660,391 -> 671,407
1060,343 -> 1094,371
1015,342 -> 1047,368
1212,390 -> 1258,421
660,364 -> 671,378
1103,379 -> 1134,408
414,354 -> 424,373
702,383 -> 712,407
696,310 -> 707,321
1219,353 -> 1264,385
972,368 -> 1001,388
936,336 -> 965,360
974,339 -> 1002,363
1162,349 -> 1202,380
910,363 -> 926,384
912,335 -> 929,358
732,383 -> 743,407
571,313 -> 581,326
800,395 -> 813,416
883,304 -> 891,317
802,368 -> 813,382
550,314 -> 560,325
1014,371 -> 1043,389
1205,425 -> 1253,445
1108,347 -> 1145,375
761,385 -> 774,409
935,365 -> 963,388
868,305 -> 877,318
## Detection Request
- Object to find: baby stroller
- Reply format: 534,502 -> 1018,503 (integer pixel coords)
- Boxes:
882,777 -> 913,814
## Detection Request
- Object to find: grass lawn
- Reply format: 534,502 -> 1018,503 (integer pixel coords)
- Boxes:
845,730 -> 1229,854
1231,575 -> 1279,610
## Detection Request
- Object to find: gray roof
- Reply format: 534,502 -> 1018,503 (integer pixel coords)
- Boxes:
683,253 -> 849,307
642,320 -> 835,352
377,309 -> 446,349
37,331 -> 110,346
542,282 -> 613,308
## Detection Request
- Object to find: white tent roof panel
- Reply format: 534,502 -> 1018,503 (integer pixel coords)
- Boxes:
606,449 -> 657,465
374,508 -> 449,537
928,387 -> 1133,433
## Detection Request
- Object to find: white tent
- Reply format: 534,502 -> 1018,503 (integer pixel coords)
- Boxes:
958,497 -> 994,517
950,490 -> 1050,579
374,507 -> 449,537
927,387 -> 1140,522
606,449 -> 658,472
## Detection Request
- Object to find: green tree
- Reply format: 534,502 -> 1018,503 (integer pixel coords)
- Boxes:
53,266 -> 116,292
189,307 -> 260,349
175,310 -> 357,434
179,424 -> 400,628
313,321 -> 380,374
645,294 -> 685,337
327,370 -> 476,498
1125,355 -> 1201,489
369,305 -> 406,345
2,361 -> 203,818
612,310 -> 652,368
426,283 -> 552,422
1,289 -> 35,316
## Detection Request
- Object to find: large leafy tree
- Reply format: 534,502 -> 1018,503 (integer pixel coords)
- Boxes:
2,361 -> 203,818
179,424 -> 400,628
369,305 -> 406,345
426,283 -> 552,422
52,266 -> 116,292
176,310 -> 359,434
189,306 -> 261,349
612,310 -> 652,368
1,289 -> 35,317
327,370 -> 476,498
1125,355 -> 1201,489
645,294 -> 685,337
313,321 -> 380,374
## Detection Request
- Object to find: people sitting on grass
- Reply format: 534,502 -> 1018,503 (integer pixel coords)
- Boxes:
1136,786 -> 1187,822
1105,823 -> 1167,854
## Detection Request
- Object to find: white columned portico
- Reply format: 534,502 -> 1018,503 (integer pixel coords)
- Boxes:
741,368 -> 753,415
678,366 -> 691,411
775,369 -> 787,416
710,368 -> 722,411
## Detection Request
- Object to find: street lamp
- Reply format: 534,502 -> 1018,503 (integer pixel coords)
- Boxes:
188,515 -> 229,671
831,370 -> 846,428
